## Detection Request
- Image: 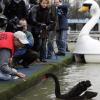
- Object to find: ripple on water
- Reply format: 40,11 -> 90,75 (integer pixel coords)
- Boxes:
12,63 -> 100,100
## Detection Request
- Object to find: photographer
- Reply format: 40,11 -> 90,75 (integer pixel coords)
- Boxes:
28,0 -> 51,62
47,0 -> 69,58
3,0 -> 27,32
56,0 -> 69,55
13,18 -> 39,68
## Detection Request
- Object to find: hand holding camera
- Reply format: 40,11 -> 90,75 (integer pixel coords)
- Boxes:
57,5 -> 68,15
40,23 -> 47,31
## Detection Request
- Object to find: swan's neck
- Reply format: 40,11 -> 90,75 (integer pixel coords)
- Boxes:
79,9 -> 100,36
52,75 -> 61,97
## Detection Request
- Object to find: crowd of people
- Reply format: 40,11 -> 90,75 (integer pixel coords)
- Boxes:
0,0 -> 69,80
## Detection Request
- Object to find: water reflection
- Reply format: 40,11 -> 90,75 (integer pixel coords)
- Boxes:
12,63 -> 100,100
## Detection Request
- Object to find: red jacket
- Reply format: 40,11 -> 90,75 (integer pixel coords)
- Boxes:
0,32 -> 14,55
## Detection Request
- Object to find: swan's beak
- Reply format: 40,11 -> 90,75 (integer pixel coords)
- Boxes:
78,6 -> 89,12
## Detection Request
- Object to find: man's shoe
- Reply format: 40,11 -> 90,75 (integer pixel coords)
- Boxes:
66,49 -> 70,52
47,55 -> 52,59
22,63 -> 29,68
40,59 -> 47,62
56,52 -> 65,56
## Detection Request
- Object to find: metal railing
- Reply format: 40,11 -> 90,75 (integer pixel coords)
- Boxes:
68,31 -> 100,42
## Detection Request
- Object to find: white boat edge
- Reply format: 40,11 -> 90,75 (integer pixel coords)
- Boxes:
84,54 -> 100,63
74,54 -> 100,63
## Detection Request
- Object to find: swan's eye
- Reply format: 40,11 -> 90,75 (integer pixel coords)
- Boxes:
83,3 -> 92,10
79,3 -> 92,12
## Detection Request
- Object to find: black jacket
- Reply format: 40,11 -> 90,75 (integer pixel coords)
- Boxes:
28,4 -> 51,38
3,0 -> 27,20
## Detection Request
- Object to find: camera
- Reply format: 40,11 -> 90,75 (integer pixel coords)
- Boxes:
8,17 -> 23,32
15,25 -> 23,31
57,5 -> 68,15
9,17 -> 19,27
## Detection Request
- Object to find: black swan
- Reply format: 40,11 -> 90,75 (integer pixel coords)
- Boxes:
44,73 -> 97,100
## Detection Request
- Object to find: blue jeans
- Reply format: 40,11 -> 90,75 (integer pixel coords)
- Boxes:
0,49 -> 11,66
47,31 -> 56,57
0,49 -> 17,80
56,30 -> 68,53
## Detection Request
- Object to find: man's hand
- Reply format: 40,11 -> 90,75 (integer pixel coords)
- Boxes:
16,72 -> 26,81
9,57 -> 13,65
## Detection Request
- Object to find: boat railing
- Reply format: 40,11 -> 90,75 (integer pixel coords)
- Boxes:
68,31 -> 100,42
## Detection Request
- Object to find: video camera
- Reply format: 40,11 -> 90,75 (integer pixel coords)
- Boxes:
8,17 -> 23,32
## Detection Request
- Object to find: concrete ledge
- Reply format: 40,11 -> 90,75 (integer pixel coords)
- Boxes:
0,53 -> 73,100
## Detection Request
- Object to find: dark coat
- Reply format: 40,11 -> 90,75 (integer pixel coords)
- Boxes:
28,4 -> 51,38
3,0 -> 27,20
58,5 -> 68,30
50,4 -> 68,31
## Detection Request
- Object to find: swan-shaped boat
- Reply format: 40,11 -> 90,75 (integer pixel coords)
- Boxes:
73,0 -> 100,63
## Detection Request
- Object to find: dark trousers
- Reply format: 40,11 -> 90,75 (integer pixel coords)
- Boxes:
32,36 -> 41,52
13,49 -> 39,67
40,38 -> 47,60
32,36 -> 47,60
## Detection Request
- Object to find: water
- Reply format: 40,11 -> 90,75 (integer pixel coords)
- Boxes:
12,63 -> 100,100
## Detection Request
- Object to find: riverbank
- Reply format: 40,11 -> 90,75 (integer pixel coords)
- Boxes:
0,52 -> 73,100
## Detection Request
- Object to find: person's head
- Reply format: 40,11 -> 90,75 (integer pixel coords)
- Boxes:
14,31 -> 29,48
18,18 -> 27,32
54,0 -> 62,6
39,0 -> 50,8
